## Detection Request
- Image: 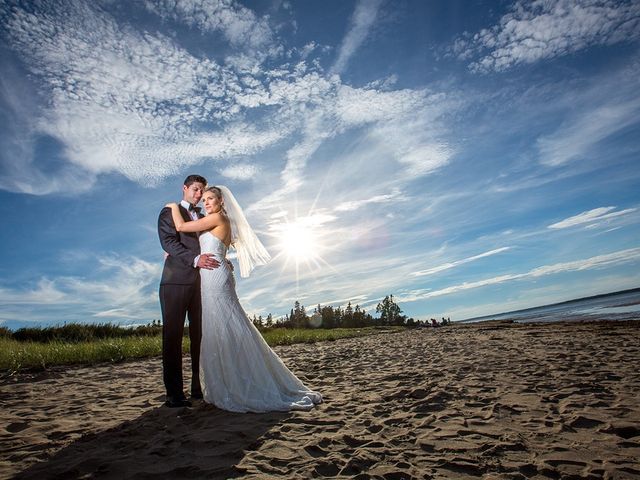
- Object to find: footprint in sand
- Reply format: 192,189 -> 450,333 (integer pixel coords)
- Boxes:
6,422 -> 30,433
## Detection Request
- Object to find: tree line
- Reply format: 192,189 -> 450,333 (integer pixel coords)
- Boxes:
251,295 -> 417,330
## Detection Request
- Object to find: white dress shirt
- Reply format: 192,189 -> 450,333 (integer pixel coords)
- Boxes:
179,200 -> 200,267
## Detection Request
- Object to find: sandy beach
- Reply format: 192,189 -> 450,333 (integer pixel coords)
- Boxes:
1,320 -> 639,479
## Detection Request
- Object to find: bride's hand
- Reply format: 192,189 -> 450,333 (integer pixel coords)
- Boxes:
165,202 -> 177,208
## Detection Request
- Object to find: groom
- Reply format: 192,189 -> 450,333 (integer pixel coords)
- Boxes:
158,174 -> 219,408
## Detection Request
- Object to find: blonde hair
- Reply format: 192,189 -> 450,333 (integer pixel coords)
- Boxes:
205,185 -> 222,199
204,186 -> 226,214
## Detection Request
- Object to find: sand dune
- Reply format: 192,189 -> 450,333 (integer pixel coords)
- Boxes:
2,320 -> 639,479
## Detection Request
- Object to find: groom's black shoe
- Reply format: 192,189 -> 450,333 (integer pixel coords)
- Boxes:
165,397 -> 192,408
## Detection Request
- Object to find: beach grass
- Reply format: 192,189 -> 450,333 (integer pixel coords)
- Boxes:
261,326 -> 402,345
0,336 -> 163,374
0,326 -> 403,373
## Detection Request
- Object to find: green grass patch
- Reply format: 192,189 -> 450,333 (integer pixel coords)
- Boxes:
0,327 -> 403,373
11,322 -> 162,343
0,336 -> 163,373
261,326 -> 402,345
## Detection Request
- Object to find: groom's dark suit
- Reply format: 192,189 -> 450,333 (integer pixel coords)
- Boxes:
158,204 -> 203,401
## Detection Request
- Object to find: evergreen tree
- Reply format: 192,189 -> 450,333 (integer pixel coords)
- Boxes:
376,294 -> 405,326
353,304 -> 365,327
321,305 -> 335,329
292,301 -> 308,328
334,306 -> 343,328
343,301 -> 354,327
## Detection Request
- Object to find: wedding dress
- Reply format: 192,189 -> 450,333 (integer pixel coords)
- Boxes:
198,231 -> 322,413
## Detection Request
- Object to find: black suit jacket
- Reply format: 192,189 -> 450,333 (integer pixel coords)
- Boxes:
158,205 -> 201,285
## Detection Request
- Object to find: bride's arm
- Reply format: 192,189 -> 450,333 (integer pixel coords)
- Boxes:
165,203 -> 219,232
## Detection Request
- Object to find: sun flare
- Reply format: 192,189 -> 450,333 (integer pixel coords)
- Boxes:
267,209 -> 336,286
269,214 -> 330,270
279,222 -> 318,262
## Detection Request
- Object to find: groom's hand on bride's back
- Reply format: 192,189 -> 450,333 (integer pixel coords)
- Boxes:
197,253 -> 220,270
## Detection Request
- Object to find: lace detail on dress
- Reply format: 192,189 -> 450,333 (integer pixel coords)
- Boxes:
198,232 -> 322,412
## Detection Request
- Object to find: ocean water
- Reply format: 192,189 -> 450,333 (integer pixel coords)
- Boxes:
463,288 -> 640,323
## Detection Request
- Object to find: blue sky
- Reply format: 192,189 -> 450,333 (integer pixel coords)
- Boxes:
1,0 -> 639,329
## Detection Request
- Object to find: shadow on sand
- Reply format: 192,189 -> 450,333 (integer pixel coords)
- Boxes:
13,402 -> 290,479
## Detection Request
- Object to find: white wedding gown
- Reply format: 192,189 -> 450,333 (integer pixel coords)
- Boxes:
198,232 -> 322,413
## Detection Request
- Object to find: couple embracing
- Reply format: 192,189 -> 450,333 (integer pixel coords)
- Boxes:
158,174 -> 322,412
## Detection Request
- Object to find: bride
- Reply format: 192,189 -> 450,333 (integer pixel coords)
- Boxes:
166,186 -> 322,413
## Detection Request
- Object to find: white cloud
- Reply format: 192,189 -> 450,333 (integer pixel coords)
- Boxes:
396,143 -> 453,176
335,189 -> 405,212
331,0 -> 384,74
0,1 -> 302,193
144,0 -> 277,53
1,0 -> 455,203
411,247 -> 511,277
0,279 -> 68,305
220,163 -> 259,180
550,206 -> 615,229
280,122 -> 330,192
537,97 -> 640,166
366,120 -> 454,178
299,41 -> 319,59
448,272 -> 640,320
334,85 -> 427,126
366,74 -> 398,91
406,247 -> 640,300
454,0 -> 640,72
249,81 -> 451,213
548,206 -> 638,229
0,255 -> 161,322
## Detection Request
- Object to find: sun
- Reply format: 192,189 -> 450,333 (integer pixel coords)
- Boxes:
267,208 -> 336,287
279,221 -> 318,262
268,214 -> 331,283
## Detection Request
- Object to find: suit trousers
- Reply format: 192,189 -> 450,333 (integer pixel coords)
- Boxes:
159,283 -> 202,399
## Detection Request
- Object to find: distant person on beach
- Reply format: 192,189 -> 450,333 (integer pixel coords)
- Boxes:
158,174 -> 220,408
163,183 -> 322,412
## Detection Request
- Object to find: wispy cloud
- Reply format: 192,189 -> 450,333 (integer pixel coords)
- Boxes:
403,247 -> 640,301
331,0 -> 384,74
0,1 -> 336,194
0,254 -> 161,324
220,163 -> 260,181
453,0 -> 640,72
0,279 -> 68,306
1,1 -> 251,191
1,0 -> 449,203
549,206 -> 638,229
411,247 -> 511,277
445,272 -> 640,320
144,0 -> 278,54
466,48 -> 640,173
249,82 -> 454,213
335,189 -> 405,212
537,95 -> 640,166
